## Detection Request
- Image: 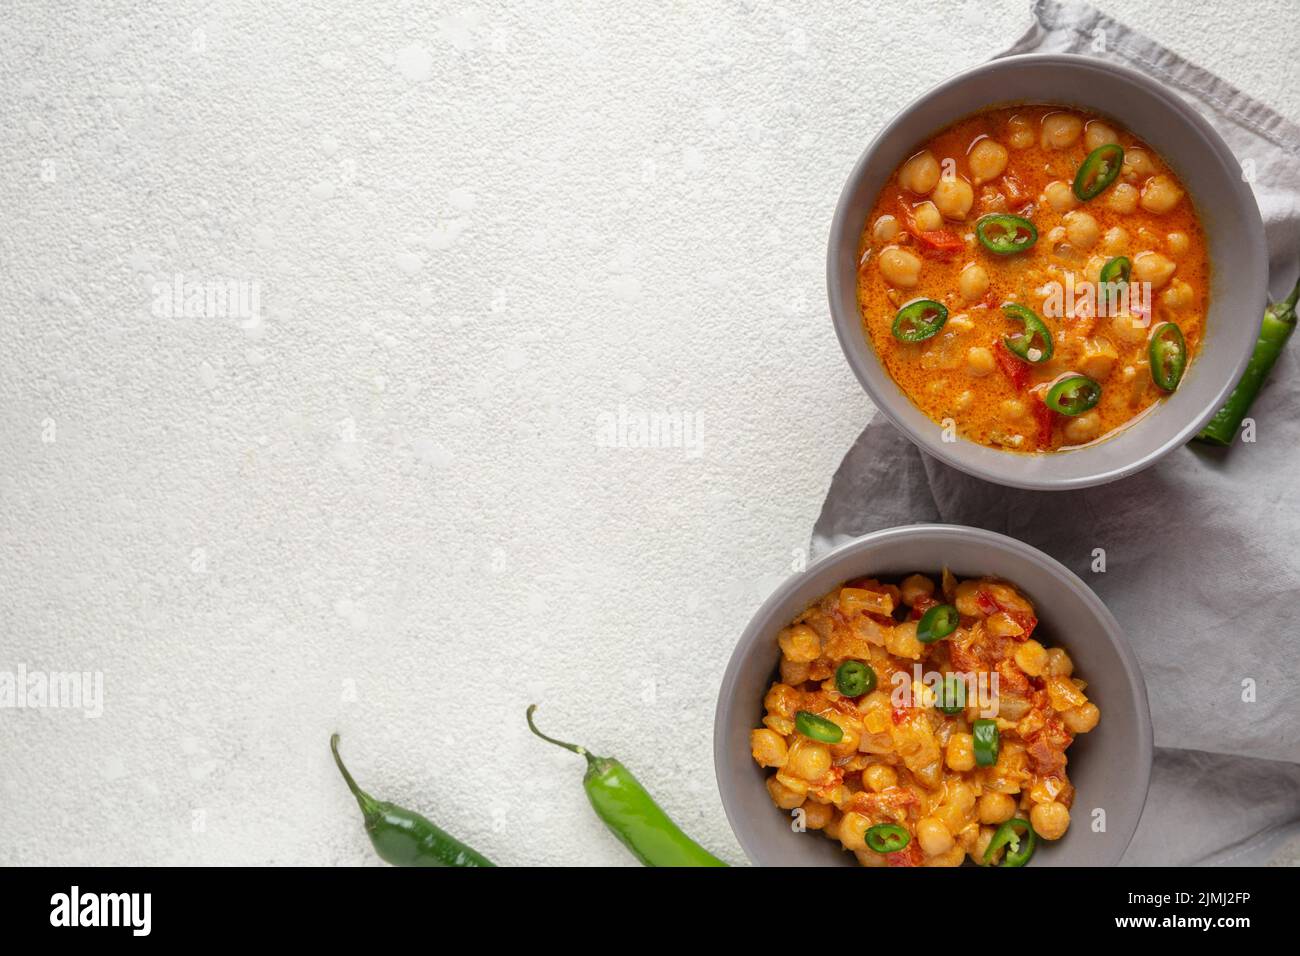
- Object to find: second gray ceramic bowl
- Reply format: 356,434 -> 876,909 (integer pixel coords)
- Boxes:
828,53 -> 1266,490
714,524 -> 1153,866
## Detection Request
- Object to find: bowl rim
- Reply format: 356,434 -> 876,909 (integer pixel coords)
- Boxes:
712,523 -> 1155,866
826,52 -> 1266,491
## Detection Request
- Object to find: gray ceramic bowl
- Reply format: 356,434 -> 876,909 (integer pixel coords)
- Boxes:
714,524 -> 1152,866
827,53 -> 1266,490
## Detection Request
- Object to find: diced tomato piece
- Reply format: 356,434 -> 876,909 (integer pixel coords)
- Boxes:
1003,173 -> 1028,205
913,229 -> 964,258
993,341 -> 1029,390
1009,610 -> 1038,639
975,590 -> 1000,616
886,842 -> 924,867
891,706 -> 909,725
1032,400 -> 1056,450
909,594 -> 940,620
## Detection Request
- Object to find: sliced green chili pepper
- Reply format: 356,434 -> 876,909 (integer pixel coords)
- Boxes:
1198,273 -> 1299,445
526,706 -> 727,866
865,822 -> 911,854
1149,322 -> 1187,392
917,603 -> 959,643
935,673 -> 967,716
972,718 -> 1000,767
1073,143 -> 1124,200
892,298 -> 948,342
1045,374 -> 1102,416
1002,303 -> 1054,363
1099,255 -> 1131,286
330,734 -> 496,867
835,660 -> 876,697
794,710 -> 844,743
976,214 -> 1037,255
984,817 -> 1037,867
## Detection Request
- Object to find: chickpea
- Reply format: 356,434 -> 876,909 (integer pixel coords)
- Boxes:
801,799 -> 834,830
778,623 -> 821,663
1123,148 -> 1155,179
1132,250 -> 1176,289
1063,701 -> 1101,733
838,811 -> 871,851
917,817 -> 954,857
766,776 -> 805,810
764,682 -> 800,717
1106,182 -> 1139,214
954,389 -> 974,412
1045,647 -> 1074,677
1030,801 -> 1071,840
948,781 -> 977,815
1166,231 -> 1190,256
1110,310 -> 1149,345
1063,412 -> 1102,445
966,346 -> 995,378
862,763 -> 898,792
947,312 -> 974,333
1000,398 -> 1027,421
1063,210 -> 1100,250
1078,336 -> 1118,381
968,138 -> 1008,184
972,825 -> 998,863
750,728 -> 789,768
1084,120 -> 1119,152
1161,279 -> 1193,312
959,262 -> 989,303
787,740 -> 832,780
900,573 -> 935,605
886,621 -> 924,661
978,791 -> 1017,825
872,214 -> 899,244
1140,174 -> 1183,214
1006,114 -> 1034,149
932,177 -> 974,220
878,245 -> 922,287
779,657 -> 810,684
946,732 -> 976,772
913,200 -> 943,232
953,579 -> 984,616
1101,226 -> 1129,254
853,848 -> 889,867
1013,639 -> 1049,677
899,150 -> 941,194
1040,112 -> 1082,149
1042,180 -> 1078,213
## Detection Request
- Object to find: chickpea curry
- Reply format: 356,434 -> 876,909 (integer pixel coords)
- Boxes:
749,571 -> 1100,866
858,105 -> 1208,451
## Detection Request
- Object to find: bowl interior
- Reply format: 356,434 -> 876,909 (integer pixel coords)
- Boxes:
828,54 -> 1266,490
714,525 -> 1152,866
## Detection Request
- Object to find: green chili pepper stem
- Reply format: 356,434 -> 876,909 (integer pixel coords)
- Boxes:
1197,274 -> 1300,445
526,705 -> 727,867
330,732 -> 381,821
525,703 -> 604,770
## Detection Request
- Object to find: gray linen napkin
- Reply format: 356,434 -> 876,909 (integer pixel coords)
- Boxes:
811,0 -> 1300,866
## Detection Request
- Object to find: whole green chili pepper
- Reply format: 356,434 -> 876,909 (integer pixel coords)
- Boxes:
330,733 -> 496,867
1197,273 -> 1300,445
526,705 -> 727,867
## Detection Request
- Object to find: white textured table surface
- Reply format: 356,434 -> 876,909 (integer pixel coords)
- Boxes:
2,1 -> 1297,866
